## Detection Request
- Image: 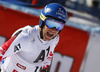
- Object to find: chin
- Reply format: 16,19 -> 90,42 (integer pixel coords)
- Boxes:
46,38 -> 52,41
45,36 -> 53,41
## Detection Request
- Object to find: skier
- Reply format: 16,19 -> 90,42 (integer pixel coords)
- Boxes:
0,3 -> 67,72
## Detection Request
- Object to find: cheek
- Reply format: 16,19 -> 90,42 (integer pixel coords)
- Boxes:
44,26 -> 49,33
54,32 -> 59,36
43,26 -> 48,34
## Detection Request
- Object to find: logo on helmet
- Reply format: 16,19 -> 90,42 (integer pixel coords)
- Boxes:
44,6 -> 52,14
56,8 -> 66,19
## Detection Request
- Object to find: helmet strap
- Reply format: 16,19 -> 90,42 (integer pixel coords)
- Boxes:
40,28 -> 43,39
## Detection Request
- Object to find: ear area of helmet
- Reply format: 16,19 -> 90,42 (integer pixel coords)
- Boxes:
40,14 -> 47,21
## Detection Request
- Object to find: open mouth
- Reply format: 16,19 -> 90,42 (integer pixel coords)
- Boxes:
47,32 -> 54,37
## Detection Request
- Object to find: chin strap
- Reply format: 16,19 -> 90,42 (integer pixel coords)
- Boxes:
40,28 -> 43,39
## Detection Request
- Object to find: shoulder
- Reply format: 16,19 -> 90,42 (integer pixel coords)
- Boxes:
12,25 -> 39,37
10,25 -> 39,50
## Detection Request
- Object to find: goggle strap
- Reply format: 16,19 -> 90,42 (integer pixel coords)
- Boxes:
40,14 -> 47,21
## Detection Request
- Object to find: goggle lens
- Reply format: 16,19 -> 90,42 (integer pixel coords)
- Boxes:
45,18 -> 64,31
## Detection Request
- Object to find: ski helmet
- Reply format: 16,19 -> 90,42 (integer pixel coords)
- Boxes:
39,3 -> 67,29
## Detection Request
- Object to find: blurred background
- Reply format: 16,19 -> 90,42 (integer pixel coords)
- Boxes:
1,0 -> 100,31
0,0 -> 100,72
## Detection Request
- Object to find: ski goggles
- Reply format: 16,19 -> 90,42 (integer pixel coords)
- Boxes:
45,18 -> 65,31
40,14 -> 65,31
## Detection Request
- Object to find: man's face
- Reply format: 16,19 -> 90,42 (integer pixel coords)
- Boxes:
42,25 -> 59,41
